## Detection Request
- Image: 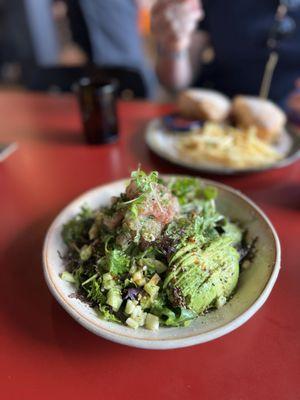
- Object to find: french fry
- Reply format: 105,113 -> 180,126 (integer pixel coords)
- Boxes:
176,122 -> 282,169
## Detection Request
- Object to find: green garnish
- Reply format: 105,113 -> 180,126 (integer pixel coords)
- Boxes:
131,168 -> 159,193
60,169 -> 249,330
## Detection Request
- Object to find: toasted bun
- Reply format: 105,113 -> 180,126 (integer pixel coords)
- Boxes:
231,96 -> 286,143
177,89 -> 231,122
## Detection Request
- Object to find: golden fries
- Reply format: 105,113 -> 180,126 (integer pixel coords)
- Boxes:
176,122 -> 282,169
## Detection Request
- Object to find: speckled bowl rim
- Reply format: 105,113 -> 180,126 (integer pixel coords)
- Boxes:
43,177 -> 281,349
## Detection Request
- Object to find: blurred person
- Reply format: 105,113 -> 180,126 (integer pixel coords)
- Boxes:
0,0 -> 34,82
76,0 -> 157,97
0,0 -> 85,71
52,0 -> 87,66
24,0 -> 87,67
151,0 -> 300,108
24,0 -> 60,66
0,0 -> 62,87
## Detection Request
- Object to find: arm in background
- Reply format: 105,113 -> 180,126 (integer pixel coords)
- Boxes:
151,0 -> 209,91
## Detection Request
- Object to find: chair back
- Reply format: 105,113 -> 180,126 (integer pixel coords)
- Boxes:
25,65 -> 147,98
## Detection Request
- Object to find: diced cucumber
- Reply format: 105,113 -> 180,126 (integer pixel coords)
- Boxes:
60,271 -> 76,283
126,317 -> 139,329
144,282 -> 159,298
145,314 -> 159,331
125,300 -> 136,315
102,273 -> 115,290
140,294 -> 152,309
128,305 -> 146,327
106,287 -> 122,311
80,245 -> 92,261
149,273 -> 160,285
135,312 -> 146,327
132,270 -> 146,286
131,305 -> 143,319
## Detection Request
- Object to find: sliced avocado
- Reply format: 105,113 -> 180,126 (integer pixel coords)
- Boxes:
187,246 -> 239,314
164,237 -> 240,314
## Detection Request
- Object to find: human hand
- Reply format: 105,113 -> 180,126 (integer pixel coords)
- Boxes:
151,0 -> 204,52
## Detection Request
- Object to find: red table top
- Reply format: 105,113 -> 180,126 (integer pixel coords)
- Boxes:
1,91 -> 299,400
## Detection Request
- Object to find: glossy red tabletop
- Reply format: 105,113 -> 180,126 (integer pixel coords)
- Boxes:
1,92 -> 299,400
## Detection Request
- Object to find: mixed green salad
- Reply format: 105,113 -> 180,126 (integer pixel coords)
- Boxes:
60,169 -> 250,330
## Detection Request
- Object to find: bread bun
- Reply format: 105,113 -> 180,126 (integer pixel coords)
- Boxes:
177,89 -> 231,122
231,96 -> 286,143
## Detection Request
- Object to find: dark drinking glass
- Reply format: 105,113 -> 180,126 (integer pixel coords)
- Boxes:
77,77 -> 119,144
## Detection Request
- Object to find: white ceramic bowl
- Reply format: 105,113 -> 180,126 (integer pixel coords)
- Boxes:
43,177 -> 281,349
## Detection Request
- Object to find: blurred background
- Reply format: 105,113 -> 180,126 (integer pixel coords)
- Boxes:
1,0 -> 300,113
0,0 -> 162,99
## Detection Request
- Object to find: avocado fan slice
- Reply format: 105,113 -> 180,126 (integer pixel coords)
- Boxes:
164,236 -> 240,314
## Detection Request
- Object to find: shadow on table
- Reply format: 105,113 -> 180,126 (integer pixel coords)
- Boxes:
1,215 -> 131,355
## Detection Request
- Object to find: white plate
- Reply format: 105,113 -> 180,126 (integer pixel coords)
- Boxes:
146,119 -> 300,175
43,177 -> 281,349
